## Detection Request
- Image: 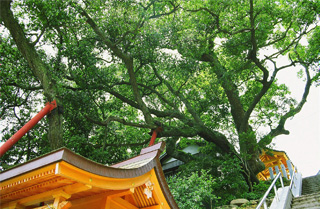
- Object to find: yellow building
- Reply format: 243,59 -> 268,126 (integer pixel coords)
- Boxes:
257,149 -> 295,181
0,142 -> 178,209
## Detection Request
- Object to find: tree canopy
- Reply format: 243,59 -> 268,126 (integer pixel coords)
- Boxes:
1,0 -> 319,188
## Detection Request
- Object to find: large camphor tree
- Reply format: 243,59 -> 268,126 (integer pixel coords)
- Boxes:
1,0 -> 319,187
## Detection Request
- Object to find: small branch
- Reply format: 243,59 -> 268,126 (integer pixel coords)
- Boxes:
148,1 -> 179,19
31,24 -> 48,46
1,92 -> 31,118
6,82 -> 42,91
186,7 -> 251,35
263,25 -> 316,61
263,22 -> 293,47
85,115 -> 156,129
94,139 -> 150,148
77,6 -> 130,62
152,64 -> 202,124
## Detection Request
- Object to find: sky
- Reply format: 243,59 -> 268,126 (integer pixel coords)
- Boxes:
274,68 -> 320,178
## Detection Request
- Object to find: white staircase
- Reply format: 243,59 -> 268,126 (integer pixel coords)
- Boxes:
256,172 -> 320,209
291,175 -> 320,209
291,192 -> 320,209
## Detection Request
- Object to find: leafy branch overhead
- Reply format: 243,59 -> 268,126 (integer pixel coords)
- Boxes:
1,0 -> 319,186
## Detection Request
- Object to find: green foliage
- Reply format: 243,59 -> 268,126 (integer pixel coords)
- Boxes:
242,180 -> 274,200
167,170 -> 218,209
168,142 -> 249,207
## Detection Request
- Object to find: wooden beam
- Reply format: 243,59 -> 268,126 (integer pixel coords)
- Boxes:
71,189 -> 130,208
59,201 -> 72,209
104,197 -> 111,209
143,206 -> 161,209
33,201 -> 72,209
63,183 -> 92,194
111,197 -> 138,209
1,177 -> 69,201
102,190 -> 137,209
53,191 -> 71,208
1,164 -> 56,194
262,158 -> 278,164
1,183 -> 91,208
4,202 -> 25,209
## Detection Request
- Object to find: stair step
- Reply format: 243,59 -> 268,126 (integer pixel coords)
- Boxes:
292,200 -> 320,207
292,206 -> 320,209
302,175 -> 320,195
291,191 -> 320,209
293,192 -> 320,201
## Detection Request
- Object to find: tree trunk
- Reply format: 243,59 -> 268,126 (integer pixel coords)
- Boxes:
198,126 -> 261,187
47,109 -> 64,150
0,1 -> 63,150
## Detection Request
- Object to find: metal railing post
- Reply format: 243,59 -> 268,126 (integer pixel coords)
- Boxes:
256,172 -> 282,209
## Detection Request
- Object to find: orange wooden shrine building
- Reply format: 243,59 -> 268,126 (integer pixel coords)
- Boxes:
0,142 -> 179,209
257,149 -> 295,181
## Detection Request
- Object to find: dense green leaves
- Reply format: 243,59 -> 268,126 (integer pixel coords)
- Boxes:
167,170 -> 218,209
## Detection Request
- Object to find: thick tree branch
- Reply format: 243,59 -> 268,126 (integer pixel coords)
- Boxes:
78,7 -> 153,124
0,1 -> 56,101
201,53 -> 246,132
165,137 -> 194,163
198,126 -> 234,154
78,8 -> 130,62
113,81 -> 177,109
259,63 -> 312,147
64,81 -> 189,122
152,65 -> 202,124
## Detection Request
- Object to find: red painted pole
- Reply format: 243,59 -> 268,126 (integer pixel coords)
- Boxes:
0,100 -> 57,158
148,130 -> 158,146
148,125 -> 163,146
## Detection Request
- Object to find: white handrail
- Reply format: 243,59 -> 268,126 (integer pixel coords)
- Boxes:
256,172 -> 284,209
289,168 -> 297,190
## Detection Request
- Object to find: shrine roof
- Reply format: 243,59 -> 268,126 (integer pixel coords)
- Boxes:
1,142 -> 165,182
0,142 -> 179,209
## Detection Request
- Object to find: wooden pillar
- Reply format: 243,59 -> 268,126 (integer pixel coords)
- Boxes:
52,191 -> 71,209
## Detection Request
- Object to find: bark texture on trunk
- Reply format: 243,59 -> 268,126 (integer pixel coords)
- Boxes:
0,1 -> 63,150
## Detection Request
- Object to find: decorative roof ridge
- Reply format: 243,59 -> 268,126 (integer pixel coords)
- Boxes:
140,142 -> 165,155
110,142 -> 165,168
0,142 -> 166,182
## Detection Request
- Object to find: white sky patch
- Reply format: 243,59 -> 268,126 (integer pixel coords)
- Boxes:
158,48 -> 182,60
274,67 -> 320,178
255,36 -> 320,177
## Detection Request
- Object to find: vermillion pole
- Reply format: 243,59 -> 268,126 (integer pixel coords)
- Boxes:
148,125 -> 163,146
148,130 -> 158,146
0,100 -> 57,158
